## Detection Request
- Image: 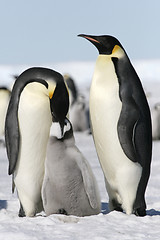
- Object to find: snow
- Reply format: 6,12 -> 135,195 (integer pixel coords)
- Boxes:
0,60 -> 160,239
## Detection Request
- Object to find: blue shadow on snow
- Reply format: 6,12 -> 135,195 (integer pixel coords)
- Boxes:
146,209 -> 160,216
0,200 -> 7,210
101,202 -> 110,215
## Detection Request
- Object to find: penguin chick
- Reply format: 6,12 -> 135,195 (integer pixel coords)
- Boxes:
42,118 -> 101,217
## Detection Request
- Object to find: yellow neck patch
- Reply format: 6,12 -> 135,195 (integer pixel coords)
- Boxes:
112,45 -> 120,54
49,91 -> 54,99
112,45 -> 124,58
47,81 -> 56,99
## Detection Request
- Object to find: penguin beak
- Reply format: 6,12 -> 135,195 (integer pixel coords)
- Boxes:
78,34 -> 100,44
59,120 -> 65,137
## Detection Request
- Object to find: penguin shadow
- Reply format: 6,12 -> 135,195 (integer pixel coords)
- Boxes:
0,200 -> 7,210
101,202 -> 110,215
101,203 -> 160,216
146,209 -> 160,216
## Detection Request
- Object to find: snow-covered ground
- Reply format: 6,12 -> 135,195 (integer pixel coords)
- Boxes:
0,60 -> 160,239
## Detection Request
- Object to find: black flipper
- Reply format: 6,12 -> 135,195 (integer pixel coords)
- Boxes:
112,57 -> 152,164
112,57 -> 152,214
117,89 -> 140,162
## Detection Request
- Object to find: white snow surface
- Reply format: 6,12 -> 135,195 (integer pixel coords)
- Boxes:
0,60 -> 160,239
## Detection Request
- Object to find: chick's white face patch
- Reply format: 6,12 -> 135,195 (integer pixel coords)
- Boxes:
52,122 -> 62,139
64,120 -> 71,134
52,120 -> 71,139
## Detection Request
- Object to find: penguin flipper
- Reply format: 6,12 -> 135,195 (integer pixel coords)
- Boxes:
117,98 -> 140,162
75,149 -> 99,209
5,101 -> 20,175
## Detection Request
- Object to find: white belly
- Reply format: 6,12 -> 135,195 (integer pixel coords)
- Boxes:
14,83 -> 52,204
90,56 -> 125,179
90,56 -> 142,213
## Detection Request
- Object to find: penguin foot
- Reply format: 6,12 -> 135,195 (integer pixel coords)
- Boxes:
18,204 -> 26,217
112,199 -> 123,212
57,208 -> 68,215
134,207 -> 146,217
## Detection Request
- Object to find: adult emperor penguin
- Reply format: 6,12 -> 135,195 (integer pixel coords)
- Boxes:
78,34 -> 152,216
42,117 -> 101,217
0,87 -> 11,145
5,67 -> 69,217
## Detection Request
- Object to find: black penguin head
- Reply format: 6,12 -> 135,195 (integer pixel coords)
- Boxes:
78,34 -> 124,56
50,80 -> 69,137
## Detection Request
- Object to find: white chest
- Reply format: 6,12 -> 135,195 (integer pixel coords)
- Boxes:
90,55 -> 130,180
15,83 -> 52,181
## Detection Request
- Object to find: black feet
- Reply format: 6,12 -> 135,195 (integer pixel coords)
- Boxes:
18,203 -> 26,217
112,199 -> 123,212
57,208 -> 68,215
134,207 -> 146,217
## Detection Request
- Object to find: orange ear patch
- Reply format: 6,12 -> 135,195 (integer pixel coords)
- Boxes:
112,45 -> 120,54
49,91 -> 54,99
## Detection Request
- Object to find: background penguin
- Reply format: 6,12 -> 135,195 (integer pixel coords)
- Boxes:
64,74 -> 78,106
42,118 -> 101,217
5,67 -> 69,217
151,102 -> 160,140
78,34 -> 152,216
0,87 -> 11,146
64,74 -> 89,132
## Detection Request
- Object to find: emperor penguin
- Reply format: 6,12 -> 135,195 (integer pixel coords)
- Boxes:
151,102 -> 160,140
5,67 -> 69,217
78,34 -> 152,216
64,74 -> 89,132
42,118 -> 101,217
0,87 -> 11,145
64,74 -> 78,106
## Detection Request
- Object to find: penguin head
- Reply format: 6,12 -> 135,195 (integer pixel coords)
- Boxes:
49,80 -> 69,138
12,67 -> 69,138
51,117 -> 73,140
78,34 -> 125,58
